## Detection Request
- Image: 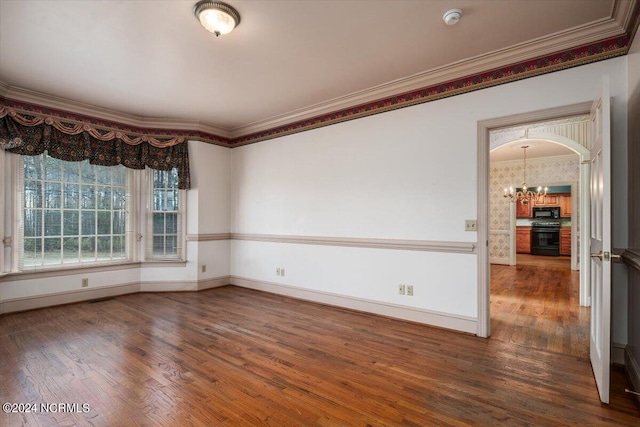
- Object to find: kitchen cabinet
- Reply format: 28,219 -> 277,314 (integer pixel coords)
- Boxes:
560,227 -> 571,256
559,194 -> 572,217
516,201 -> 532,218
516,227 -> 531,254
535,194 -> 559,206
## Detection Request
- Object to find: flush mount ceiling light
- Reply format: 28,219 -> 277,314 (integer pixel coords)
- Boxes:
443,8 -> 462,26
194,1 -> 241,37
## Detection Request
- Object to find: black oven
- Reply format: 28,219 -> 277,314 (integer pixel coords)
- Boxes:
531,221 -> 560,256
532,206 -> 560,219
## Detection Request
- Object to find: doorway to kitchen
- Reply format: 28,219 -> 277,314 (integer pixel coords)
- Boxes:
488,123 -> 588,356
479,107 -> 593,357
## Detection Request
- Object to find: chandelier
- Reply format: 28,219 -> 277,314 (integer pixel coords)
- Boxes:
503,145 -> 547,205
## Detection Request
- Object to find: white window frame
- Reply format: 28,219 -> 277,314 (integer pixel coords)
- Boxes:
144,167 -> 186,262
1,152 -> 186,273
10,153 -> 138,271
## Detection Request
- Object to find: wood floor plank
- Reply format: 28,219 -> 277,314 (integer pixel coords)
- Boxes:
1,278 -> 638,426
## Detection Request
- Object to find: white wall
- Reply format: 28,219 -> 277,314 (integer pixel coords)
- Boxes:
231,56 -> 629,333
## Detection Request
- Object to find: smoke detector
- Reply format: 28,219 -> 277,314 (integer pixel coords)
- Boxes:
443,9 -> 462,26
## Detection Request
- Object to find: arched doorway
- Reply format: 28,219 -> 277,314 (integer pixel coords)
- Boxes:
490,132 -> 590,305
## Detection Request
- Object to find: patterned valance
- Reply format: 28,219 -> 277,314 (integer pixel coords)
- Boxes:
0,106 -> 190,189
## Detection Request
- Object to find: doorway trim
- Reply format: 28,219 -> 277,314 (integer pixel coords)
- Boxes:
477,101 -> 592,338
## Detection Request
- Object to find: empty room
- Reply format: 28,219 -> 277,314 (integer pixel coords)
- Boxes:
1,1 -> 640,425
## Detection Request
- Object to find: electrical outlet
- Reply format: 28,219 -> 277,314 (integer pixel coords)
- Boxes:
407,285 -> 414,296
201,264 -> 207,273
398,284 -> 406,295
465,220 -> 477,231
81,278 -> 89,288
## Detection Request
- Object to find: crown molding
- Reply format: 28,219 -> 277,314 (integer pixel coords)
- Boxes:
231,0 -> 636,137
0,82 -> 234,147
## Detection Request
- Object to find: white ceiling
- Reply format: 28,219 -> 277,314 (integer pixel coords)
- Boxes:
0,0 -> 634,136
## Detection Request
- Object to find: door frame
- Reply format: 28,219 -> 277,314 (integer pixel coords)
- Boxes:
477,101 -> 592,338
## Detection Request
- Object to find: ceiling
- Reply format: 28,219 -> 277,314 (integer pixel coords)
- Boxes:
0,0 -> 637,140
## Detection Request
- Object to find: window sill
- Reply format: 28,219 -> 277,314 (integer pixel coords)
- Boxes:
0,261 -> 141,282
141,260 -> 187,267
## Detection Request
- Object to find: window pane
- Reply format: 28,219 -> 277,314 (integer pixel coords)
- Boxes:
44,210 -> 61,236
43,238 -> 62,264
165,213 -> 177,234
113,235 -> 126,258
97,211 -> 111,235
153,236 -> 165,255
113,189 -> 126,209
63,211 -> 79,236
166,190 -> 178,211
64,183 -> 79,209
44,182 -> 61,209
63,237 -> 79,263
97,236 -> 111,259
81,185 -> 96,209
153,189 -> 165,210
24,209 -> 42,237
112,211 -> 125,235
97,186 -> 111,210
165,236 -> 177,255
153,213 -> 165,235
80,160 -> 95,182
24,181 -> 42,208
81,236 -> 95,259
24,156 -> 43,180
96,166 -> 111,185
63,161 -> 80,182
23,238 -> 42,266
81,211 -> 96,235
44,156 -> 62,181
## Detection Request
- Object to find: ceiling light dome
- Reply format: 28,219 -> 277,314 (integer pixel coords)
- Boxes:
194,1 -> 241,37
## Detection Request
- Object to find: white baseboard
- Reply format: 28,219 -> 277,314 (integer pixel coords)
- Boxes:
198,276 -> 231,290
0,276 -> 231,314
229,275 -> 477,334
490,257 -> 510,265
612,342 -> 626,365
625,346 -> 640,404
139,281 -> 199,292
0,282 -> 140,314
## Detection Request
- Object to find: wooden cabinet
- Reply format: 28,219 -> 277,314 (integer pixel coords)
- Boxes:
535,194 -> 559,206
516,227 -> 531,254
560,227 -> 571,256
559,194 -> 572,218
515,193 -> 572,218
516,201 -> 532,218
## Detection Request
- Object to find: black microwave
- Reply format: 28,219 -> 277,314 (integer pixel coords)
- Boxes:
532,206 -> 560,219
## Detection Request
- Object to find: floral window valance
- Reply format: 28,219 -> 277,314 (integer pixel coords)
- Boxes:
0,107 -> 190,189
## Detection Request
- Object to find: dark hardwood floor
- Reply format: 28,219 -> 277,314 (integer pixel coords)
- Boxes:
491,258 -> 587,357
1,283 -> 639,426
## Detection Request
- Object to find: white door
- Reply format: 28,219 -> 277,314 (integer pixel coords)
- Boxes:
589,75 -> 611,404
